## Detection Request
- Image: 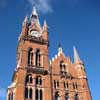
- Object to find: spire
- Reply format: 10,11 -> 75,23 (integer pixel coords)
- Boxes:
43,20 -> 48,31
73,46 -> 81,63
30,7 -> 41,26
30,7 -> 38,22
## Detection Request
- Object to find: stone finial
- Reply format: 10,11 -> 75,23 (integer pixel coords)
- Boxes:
58,44 -> 63,56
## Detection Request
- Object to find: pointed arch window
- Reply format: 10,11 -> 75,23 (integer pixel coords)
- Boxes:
28,48 -> 33,65
35,76 -> 42,85
73,82 -> 78,89
54,80 -> 59,89
25,74 -> 32,84
25,88 -> 33,99
60,61 -> 66,78
35,49 -> 41,66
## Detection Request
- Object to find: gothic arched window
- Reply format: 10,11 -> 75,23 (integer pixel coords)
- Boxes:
60,61 -> 66,72
74,94 -> 79,100
35,49 -> 40,66
25,74 -> 32,84
55,91 -> 60,100
28,48 -> 33,65
35,76 -> 42,85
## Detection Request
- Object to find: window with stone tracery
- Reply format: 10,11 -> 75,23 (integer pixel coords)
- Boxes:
28,48 -> 33,65
25,74 -> 32,84
35,89 -> 43,100
35,49 -> 41,66
35,76 -> 42,85
64,82 -> 69,89
25,88 -> 32,99
54,80 -> 59,89
60,61 -> 66,72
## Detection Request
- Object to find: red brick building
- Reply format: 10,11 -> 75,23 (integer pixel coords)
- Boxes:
7,8 -> 92,100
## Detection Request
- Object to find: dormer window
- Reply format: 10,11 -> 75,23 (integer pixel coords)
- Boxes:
60,61 -> 66,72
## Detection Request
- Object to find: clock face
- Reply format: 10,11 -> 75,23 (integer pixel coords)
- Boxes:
30,30 -> 41,37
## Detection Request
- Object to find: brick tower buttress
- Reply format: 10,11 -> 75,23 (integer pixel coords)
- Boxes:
7,8 -> 51,100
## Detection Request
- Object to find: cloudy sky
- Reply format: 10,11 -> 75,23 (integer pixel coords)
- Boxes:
0,0 -> 100,100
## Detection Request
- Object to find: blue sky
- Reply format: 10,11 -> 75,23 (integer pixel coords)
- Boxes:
0,0 -> 100,100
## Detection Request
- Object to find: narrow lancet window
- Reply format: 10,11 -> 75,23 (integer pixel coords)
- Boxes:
28,48 -> 33,65
35,49 -> 40,66
25,74 -> 32,84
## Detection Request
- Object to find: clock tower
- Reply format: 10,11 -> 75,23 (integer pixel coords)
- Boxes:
7,7 -> 51,100
7,7 -> 92,100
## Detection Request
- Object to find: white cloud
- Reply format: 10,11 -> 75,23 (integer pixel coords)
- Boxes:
0,87 -> 6,98
27,0 -> 53,14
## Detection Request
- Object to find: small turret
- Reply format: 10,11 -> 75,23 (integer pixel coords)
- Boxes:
42,20 -> 48,40
43,20 -> 48,31
58,44 -> 63,54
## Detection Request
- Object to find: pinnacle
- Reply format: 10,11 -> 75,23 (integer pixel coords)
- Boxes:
43,20 -> 47,27
73,46 -> 81,63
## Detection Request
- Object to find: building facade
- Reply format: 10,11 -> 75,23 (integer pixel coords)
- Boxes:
7,8 -> 92,100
